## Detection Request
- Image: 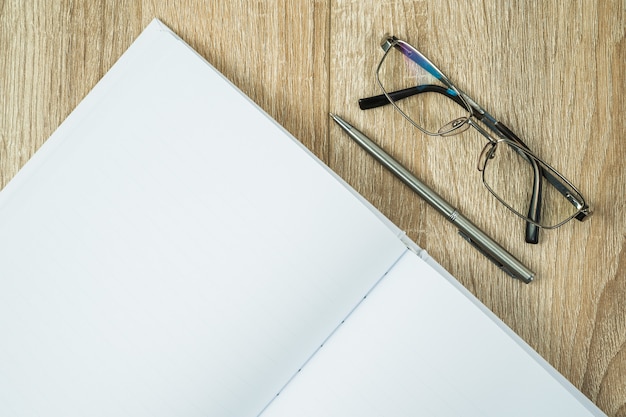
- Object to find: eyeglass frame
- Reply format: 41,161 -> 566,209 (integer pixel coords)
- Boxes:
358,36 -> 590,241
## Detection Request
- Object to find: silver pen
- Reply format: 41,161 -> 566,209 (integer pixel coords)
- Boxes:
330,113 -> 535,283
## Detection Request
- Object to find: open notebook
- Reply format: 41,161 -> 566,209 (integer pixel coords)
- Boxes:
0,19 -> 606,417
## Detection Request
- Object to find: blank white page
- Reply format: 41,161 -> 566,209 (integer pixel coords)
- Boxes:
260,251 -> 602,417
0,20 -> 407,417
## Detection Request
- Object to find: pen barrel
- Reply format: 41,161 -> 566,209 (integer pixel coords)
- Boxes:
384,157 -> 533,283
453,215 -> 534,283
334,115 -> 534,283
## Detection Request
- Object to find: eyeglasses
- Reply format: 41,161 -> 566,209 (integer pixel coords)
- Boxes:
359,36 -> 590,243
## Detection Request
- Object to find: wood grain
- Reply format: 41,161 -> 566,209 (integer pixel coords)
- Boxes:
1,1 -> 624,415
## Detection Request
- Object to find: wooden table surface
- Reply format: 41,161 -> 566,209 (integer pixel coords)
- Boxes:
1,1 -> 624,415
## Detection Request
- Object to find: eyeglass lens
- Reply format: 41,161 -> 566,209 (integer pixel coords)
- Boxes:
377,43 -> 470,136
481,142 -> 585,228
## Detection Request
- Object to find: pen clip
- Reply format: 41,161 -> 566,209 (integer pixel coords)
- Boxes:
458,230 -> 528,283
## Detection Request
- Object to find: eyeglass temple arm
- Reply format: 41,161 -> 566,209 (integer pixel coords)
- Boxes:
359,85 -> 466,111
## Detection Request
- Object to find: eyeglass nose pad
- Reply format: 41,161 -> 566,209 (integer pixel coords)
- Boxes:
438,117 -> 470,136
477,142 -> 497,171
